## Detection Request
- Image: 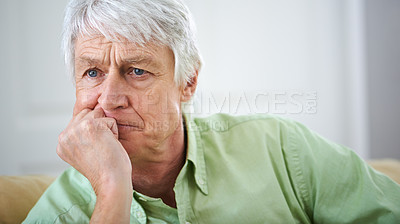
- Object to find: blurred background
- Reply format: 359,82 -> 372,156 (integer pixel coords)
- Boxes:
0,0 -> 399,176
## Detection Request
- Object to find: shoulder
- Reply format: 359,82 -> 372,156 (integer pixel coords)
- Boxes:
192,113 -> 345,151
188,114 -> 317,220
190,113 -> 308,147
191,113 -> 298,133
23,167 -> 95,223
189,113 -> 311,170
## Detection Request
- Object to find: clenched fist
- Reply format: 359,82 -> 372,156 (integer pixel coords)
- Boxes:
57,107 -> 132,196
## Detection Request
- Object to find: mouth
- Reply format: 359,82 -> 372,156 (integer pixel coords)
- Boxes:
116,121 -> 144,132
102,111 -> 144,132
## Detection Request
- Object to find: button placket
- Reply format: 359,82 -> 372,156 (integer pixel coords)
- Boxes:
198,178 -> 204,186
136,210 -> 144,218
131,198 -> 147,224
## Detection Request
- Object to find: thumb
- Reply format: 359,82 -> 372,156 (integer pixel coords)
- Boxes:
101,117 -> 119,139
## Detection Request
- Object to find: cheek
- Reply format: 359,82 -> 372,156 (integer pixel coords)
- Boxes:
75,87 -> 100,111
139,88 -> 159,113
144,87 -> 181,114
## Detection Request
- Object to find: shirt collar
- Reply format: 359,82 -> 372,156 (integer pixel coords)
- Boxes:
183,113 -> 209,195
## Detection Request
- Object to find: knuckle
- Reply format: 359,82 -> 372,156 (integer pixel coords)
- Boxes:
80,119 -> 90,127
82,108 -> 91,113
56,145 -> 63,156
97,120 -> 109,131
79,108 -> 91,115
58,131 -> 67,144
56,145 -> 66,160
80,119 -> 94,131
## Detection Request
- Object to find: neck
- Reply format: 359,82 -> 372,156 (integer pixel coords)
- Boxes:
131,118 -> 187,208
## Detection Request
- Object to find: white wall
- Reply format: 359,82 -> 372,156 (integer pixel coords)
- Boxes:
0,0 -> 72,175
366,0 -> 400,159
0,0 -> 385,176
186,0 -> 369,157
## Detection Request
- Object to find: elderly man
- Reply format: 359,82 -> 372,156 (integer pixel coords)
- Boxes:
25,0 -> 400,223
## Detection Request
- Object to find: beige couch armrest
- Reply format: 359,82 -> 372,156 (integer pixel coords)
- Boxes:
0,175 -> 55,224
368,159 -> 400,184
0,160 -> 398,224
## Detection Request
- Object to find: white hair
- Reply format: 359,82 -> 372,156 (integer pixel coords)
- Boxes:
62,0 -> 202,86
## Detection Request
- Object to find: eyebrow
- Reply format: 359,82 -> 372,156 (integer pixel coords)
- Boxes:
75,57 -> 101,66
75,55 -> 155,66
122,55 -> 154,64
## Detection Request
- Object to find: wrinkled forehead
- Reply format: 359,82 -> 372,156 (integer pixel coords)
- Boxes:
74,34 -> 138,51
74,34 -> 168,58
74,34 -> 175,72
73,27 -> 151,50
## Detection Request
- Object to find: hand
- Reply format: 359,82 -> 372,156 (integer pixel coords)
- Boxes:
57,107 -> 133,223
57,107 -> 132,195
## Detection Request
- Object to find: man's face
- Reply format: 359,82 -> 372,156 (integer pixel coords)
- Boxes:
74,35 -> 185,163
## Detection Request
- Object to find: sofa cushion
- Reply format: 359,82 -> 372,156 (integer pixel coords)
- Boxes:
0,159 -> 399,224
368,159 -> 400,184
0,175 -> 55,224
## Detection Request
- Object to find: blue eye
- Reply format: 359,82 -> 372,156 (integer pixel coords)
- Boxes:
87,70 -> 98,77
133,68 -> 145,76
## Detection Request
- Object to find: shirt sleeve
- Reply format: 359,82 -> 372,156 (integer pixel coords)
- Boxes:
23,167 -> 94,224
284,121 -> 400,223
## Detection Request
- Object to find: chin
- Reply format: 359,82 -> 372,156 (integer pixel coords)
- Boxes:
118,132 -> 158,152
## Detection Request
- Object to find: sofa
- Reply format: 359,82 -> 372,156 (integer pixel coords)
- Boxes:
1,160 -> 399,224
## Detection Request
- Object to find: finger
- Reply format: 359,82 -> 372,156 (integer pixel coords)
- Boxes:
73,103 -> 102,122
99,117 -> 119,139
73,93 -> 99,116
94,104 -> 102,110
56,136 -> 70,164
93,107 -> 105,118
73,102 -> 81,117
73,108 -> 92,121
73,101 -> 92,117
84,107 -> 105,119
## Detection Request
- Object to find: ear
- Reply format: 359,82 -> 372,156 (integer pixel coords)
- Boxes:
181,70 -> 199,102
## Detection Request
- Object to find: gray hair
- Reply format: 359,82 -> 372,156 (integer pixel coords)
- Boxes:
62,0 -> 202,86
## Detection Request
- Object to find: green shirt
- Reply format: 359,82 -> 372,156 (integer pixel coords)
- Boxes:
24,114 -> 400,223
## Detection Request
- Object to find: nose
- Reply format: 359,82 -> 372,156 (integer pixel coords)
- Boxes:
97,71 -> 129,111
